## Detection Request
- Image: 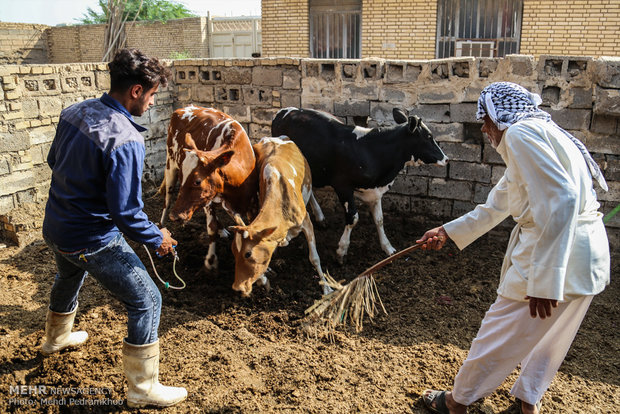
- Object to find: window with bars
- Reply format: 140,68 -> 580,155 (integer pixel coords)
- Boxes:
436,0 -> 523,58
310,0 -> 362,59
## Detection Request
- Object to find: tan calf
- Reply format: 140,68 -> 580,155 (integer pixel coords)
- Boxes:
228,137 -> 330,296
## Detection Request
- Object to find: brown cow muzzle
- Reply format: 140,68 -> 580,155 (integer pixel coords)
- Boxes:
232,279 -> 253,297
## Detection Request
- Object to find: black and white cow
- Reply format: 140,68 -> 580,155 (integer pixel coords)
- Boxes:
271,107 -> 448,263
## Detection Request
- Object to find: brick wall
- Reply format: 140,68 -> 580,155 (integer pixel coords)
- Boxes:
261,0 -> 620,59
521,0 -> 620,57
0,23 -> 49,64
261,0 -> 309,57
361,0 -> 436,59
1,55 -> 619,246
125,17 -> 209,61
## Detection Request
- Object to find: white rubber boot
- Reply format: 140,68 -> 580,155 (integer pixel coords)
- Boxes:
123,339 -> 188,408
40,306 -> 88,355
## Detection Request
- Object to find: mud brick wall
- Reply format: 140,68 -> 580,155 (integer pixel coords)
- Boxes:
0,55 -> 619,247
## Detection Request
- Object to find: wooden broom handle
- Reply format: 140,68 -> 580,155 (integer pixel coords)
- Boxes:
357,242 -> 424,277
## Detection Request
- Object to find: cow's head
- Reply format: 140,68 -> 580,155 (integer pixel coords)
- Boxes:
229,225 -> 278,296
169,133 -> 235,223
392,108 -> 448,167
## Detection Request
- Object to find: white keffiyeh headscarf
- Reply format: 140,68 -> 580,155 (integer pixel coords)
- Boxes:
477,82 -> 608,191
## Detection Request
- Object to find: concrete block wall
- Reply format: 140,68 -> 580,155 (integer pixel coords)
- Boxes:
0,55 -> 619,246
0,62 -> 173,243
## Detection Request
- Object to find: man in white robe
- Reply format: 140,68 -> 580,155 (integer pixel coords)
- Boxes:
419,82 -> 610,414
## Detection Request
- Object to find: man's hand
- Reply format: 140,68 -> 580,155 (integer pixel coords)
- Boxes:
416,226 -> 449,250
156,228 -> 178,257
525,296 -> 558,319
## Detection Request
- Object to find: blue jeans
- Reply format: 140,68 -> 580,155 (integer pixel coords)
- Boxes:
44,233 -> 162,345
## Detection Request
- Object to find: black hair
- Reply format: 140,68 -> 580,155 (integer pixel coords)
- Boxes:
108,48 -> 171,93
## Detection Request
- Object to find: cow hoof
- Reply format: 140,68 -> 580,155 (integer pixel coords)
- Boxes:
385,247 -> 397,256
322,285 -> 334,296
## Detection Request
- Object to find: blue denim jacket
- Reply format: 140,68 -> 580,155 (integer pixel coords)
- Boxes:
43,93 -> 162,251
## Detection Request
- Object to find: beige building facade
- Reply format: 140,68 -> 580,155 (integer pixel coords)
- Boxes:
262,0 -> 620,59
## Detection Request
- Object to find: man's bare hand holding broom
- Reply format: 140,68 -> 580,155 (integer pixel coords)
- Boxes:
417,225 -> 450,250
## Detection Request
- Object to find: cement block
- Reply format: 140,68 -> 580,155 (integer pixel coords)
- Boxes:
249,123 -> 271,141
0,194 -> 15,215
547,108 -> 591,130
390,175 -> 428,196
427,122 -> 465,143
474,184 -> 493,204
334,100 -> 369,117
449,103 -> 478,123
0,170 -> 34,196
148,105 -> 171,124
382,193 -> 410,213
280,92 -> 301,109
193,85 -> 214,103
410,196 -> 453,218
449,161 -> 492,183
223,67 -> 252,84
419,90 -> 456,104
591,115 -> 618,135
175,67 -> 199,84
95,71 -> 110,90
568,87 -> 593,109
252,66 -> 283,87
0,157 -> 9,175
429,178 -> 473,201
483,144 -> 505,165
491,165 -> 506,184
409,104 -> 450,123
594,87 -> 620,117
440,142 -> 481,163
0,131 -> 30,152
380,87 -> 406,103
595,57 -> 620,88
597,180 -> 619,202
251,107 -> 279,125
222,105 -> 251,123
603,155 -> 620,181
508,55 -> 535,77
283,68 -> 301,89
344,84 -> 379,100
37,97 -> 63,117
407,163 -> 448,178
452,200 -> 477,217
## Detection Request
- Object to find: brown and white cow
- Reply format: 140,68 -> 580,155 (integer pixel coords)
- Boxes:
228,137 -> 330,297
160,105 -> 258,272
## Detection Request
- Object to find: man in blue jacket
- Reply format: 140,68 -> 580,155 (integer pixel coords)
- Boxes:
41,48 -> 187,408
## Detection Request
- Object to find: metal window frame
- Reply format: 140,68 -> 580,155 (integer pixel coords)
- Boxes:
435,0 -> 522,58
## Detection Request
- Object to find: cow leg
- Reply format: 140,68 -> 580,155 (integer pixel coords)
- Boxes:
365,197 -> 396,256
300,214 -> 332,295
335,192 -> 359,264
203,204 -> 219,272
308,191 -> 326,228
160,161 -> 178,225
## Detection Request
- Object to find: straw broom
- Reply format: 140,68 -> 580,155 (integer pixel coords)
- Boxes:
304,242 -> 424,332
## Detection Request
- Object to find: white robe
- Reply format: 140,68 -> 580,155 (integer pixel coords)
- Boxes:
443,118 -> 610,302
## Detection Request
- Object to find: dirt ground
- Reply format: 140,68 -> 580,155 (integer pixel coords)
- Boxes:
0,192 -> 618,414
